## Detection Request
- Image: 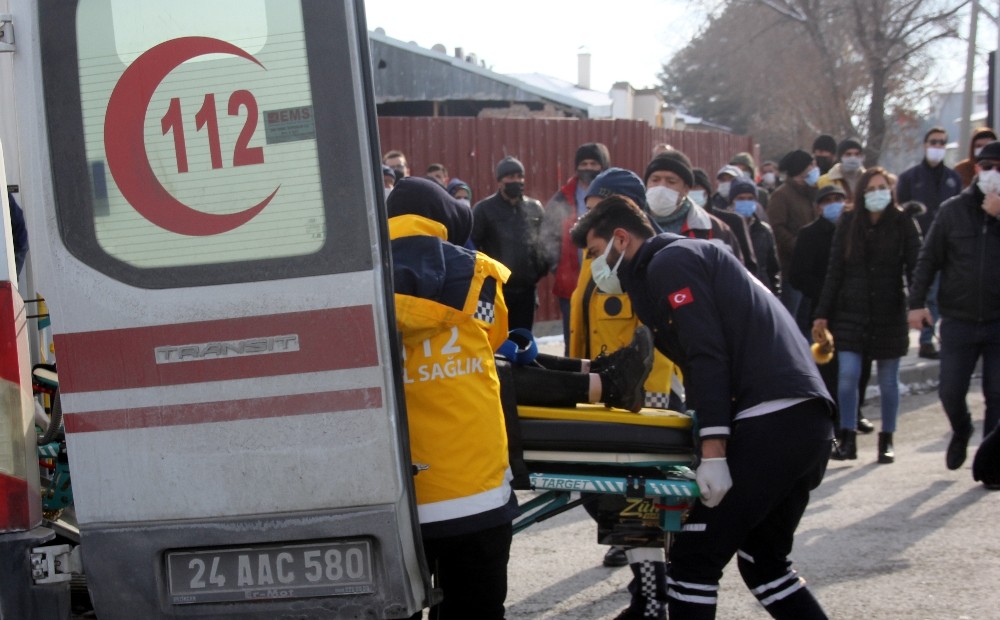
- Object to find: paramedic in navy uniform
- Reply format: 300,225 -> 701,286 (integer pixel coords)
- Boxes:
571,196 -> 834,620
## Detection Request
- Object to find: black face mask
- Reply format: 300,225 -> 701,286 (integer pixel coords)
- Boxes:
503,182 -> 525,199
577,169 -> 599,185
815,156 -> 833,174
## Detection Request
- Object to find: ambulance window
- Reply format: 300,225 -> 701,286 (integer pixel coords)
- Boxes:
40,0 -> 375,287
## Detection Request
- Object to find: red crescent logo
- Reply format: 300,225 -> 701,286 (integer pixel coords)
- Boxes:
104,37 -> 278,236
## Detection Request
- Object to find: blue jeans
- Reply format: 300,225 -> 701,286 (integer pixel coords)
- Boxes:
920,274 -> 941,346
781,284 -> 811,340
838,351 -> 900,433
939,317 -> 1000,437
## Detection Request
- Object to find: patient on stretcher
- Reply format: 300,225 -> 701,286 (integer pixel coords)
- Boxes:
500,325 -> 655,413
496,324 -> 693,471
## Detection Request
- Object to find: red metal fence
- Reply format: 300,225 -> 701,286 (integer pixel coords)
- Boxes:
377,117 -> 758,325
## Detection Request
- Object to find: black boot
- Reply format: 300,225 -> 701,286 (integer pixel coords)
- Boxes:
832,430 -> 857,460
946,421 -> 974,470
857,415 -> 875,434
597,326 -> 654,413
878,432 -> 895,464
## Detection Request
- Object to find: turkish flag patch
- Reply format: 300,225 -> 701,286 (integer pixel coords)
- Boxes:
668,287 -> 695,309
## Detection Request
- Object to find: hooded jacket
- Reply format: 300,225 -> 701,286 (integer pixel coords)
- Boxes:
390,213 -> 517,538
541,177 -> 585,299
907,184 -> 1000,323
955,128 -> 998,189
621,234 -> 831,440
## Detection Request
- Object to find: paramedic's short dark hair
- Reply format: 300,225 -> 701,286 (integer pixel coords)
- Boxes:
570,195 -> 656,248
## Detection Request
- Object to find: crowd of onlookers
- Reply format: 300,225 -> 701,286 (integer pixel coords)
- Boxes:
384,125 -> 1000,619
382,125 -> 999,480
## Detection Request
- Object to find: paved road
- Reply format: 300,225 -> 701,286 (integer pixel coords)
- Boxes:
506,388 -> 999,619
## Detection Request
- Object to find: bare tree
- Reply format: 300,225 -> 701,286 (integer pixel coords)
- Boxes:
758,0 -> 966,163
661,0 -> 966,164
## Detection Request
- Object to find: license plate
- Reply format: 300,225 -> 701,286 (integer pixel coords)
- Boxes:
167,539 -> 374,605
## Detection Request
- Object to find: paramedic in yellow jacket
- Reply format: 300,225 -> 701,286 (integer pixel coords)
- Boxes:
570,167 -> 683,620
387,177 -> 515,620
571,167 -> 684,411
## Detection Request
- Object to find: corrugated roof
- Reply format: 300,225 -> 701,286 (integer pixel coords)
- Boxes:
369,29 -> 610,117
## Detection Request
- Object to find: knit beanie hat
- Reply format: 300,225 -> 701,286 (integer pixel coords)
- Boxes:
812,134 -> 837,153
585,167 -> 647,208
692,168 -> 713,193
729,177 -> 758,202
496,156 -> 525,180
729,152 -> 756,171
779,149 -> 814,178
837,138 -> 864,159
387,177 -> 472,246
575,142 -> 611,169
644,152 -> 694,187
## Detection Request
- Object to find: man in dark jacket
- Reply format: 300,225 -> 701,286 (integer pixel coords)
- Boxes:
908,140 -> 1000,484
897,126 -> 962,359
541,142 -> 611,350
791,185 -> 876,436
472,156 -> 550,330
769,149 -> 819,335
728,176 -> 780,294
697,167 -> 758,275
571,196 -> 834,620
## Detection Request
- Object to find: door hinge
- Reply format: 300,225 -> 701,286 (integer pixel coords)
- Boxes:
30,544 -> 83,585
0,14 -> 14,53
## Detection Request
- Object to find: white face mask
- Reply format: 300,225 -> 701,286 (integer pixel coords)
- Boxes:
646,185 -> 682,217
865,189 -> 892,212
974,147 -> 984,158
977,169 -> 1000,195
591,238 -> 624,295
761,172 -> 776,186
688,189 -> 707,207
841,156 -> 863,172
716,181 -> 731,198
926,146 -> 946,164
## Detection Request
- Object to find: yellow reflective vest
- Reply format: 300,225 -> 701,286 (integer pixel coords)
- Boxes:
569,257 -> 682,408
389,214 -> 514,527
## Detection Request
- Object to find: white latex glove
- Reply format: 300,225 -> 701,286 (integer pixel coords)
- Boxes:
696,457 -> 732,508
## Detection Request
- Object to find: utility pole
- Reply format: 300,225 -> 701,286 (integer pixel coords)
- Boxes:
961,0 -> 978,155
995,0 -> 1000,132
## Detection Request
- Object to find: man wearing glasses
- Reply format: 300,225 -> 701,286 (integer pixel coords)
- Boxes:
908,140 -> 1000,488
897,127 -> 962,359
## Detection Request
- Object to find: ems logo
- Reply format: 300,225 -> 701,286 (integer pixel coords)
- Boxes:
669,287 -> 695,309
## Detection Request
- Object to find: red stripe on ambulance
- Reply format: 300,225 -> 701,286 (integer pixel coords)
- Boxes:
55,306 -> 378,393
63,387 -> 383,433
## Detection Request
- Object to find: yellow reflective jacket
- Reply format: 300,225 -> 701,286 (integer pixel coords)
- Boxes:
389,214 -> 514,531
569,257 -> 682,408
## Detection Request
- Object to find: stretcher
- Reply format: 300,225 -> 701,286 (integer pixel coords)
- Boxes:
497,360 -> 699,544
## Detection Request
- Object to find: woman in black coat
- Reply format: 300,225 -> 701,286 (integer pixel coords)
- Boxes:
813,166 -> 921,463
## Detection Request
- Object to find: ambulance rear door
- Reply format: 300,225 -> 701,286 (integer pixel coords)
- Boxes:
14,0 -> 429,617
